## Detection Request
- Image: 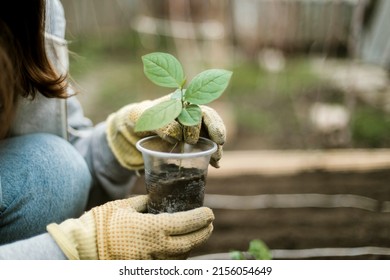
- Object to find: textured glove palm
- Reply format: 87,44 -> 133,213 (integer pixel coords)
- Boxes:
47,195 -> 214,260
106,95 -> 226,170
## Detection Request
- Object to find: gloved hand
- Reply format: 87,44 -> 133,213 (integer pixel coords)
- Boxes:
106,94 -> 226,170
47,195 -> 214,260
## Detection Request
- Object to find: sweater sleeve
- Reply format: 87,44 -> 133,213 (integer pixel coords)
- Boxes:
67,96 -> 138,208
0,233 -> 67,260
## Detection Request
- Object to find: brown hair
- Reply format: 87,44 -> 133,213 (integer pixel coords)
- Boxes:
0,42 -> 17,139
0,0 -> 68,139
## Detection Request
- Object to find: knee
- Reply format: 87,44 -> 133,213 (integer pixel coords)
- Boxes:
34,133 -> 91,185
0,134 -> 92,243
1,133 -> 92,219
29,133 -> 92,213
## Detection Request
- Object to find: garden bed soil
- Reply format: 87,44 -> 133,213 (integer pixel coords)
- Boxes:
133,151 -> 390,260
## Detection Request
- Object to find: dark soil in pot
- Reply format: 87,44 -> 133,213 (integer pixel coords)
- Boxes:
145,163 -> 206,214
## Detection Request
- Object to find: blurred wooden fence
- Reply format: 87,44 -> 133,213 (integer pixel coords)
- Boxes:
62,0 -> 390,69
61,0 -> 139,36
359,0 -> 390,69
231,0 -> 359,55
62,0 -> 361,55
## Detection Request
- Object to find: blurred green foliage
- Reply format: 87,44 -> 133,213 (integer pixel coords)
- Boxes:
230,239 -> 272,260
351,105 -> 390,148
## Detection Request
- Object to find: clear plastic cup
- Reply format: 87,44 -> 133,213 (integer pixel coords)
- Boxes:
136,135 -> 217,214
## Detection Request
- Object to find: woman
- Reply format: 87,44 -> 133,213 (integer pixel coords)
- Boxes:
0,0 -> 225,259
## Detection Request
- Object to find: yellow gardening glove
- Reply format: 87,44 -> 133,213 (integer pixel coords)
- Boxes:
106,94 -> 226,170
47,195 -> 214,260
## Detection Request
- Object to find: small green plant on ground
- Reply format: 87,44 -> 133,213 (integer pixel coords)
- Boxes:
134,52 -> 232,132
230,239 -> 272,260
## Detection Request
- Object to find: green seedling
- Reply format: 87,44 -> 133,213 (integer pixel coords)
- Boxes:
230,239 -> 272,260
134,52 -> 232,132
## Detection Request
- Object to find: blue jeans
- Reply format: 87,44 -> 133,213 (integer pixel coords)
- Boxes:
0,133 -> 92,245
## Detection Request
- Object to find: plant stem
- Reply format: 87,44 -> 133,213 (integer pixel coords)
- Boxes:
178,124 -> 186,175
178,139 -> 185,176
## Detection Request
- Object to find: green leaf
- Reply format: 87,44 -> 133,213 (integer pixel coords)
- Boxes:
142,52 -> 185,88
185,69 -> 232,105
178,104 -> 201,126
248,239 -> 272,260
229,251 -> 245,260
134,99 -> 182,132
